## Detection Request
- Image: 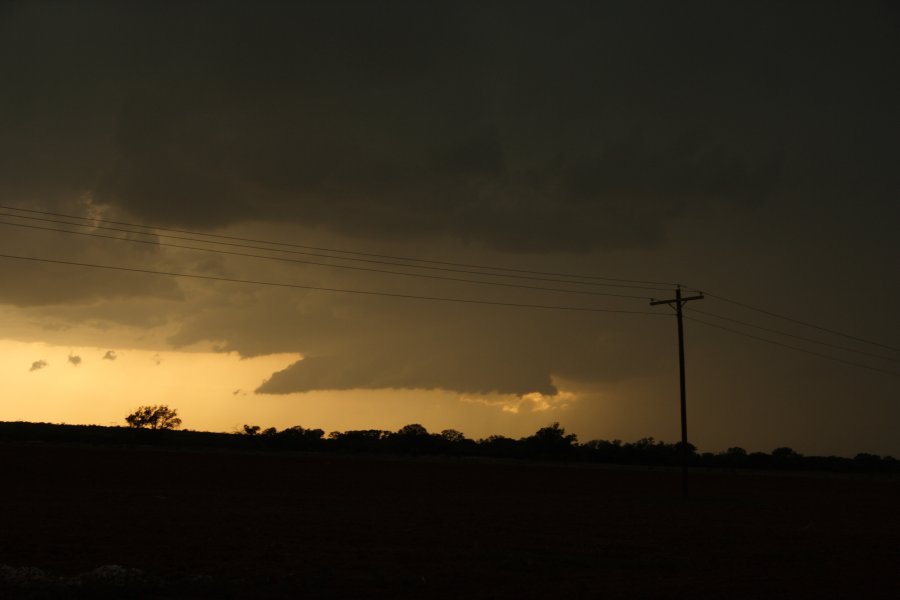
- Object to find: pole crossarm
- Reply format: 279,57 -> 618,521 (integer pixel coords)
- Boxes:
650,293 -> 705,306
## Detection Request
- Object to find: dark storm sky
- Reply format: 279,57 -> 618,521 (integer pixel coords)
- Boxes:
1,1 -> 898,454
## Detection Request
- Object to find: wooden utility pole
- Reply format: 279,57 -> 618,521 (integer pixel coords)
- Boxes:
650,285 -> 704,498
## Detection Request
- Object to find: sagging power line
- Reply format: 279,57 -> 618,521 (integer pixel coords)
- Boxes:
0,220 -> 655,301
698,290 -> 900,354
2,207 -> 898,380
0,252 -> 667,316
6,205 -> 894,358
689,307 -> 900,364
685,314 -> 900,378
0,205 -> 676,289
0,211 -> 669,292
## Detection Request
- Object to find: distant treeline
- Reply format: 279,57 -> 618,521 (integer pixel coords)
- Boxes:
1,420 -> 897,474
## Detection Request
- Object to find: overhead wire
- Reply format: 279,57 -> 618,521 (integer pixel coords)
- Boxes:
697,290 -> 900,354
0,252 -> 668,316
687,307 -> 900,364
684,315 -> 900,378
0,205 -> 676,289
0,210 -> 670,292
4,205 -> 898,375
0,219 -> 653,300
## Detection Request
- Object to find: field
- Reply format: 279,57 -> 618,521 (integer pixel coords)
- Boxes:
1,442 -> 898,598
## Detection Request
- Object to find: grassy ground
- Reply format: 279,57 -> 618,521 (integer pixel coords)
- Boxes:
1,442 -> 898,598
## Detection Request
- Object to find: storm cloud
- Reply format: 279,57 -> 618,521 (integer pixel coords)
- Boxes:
2,1 -> 895,252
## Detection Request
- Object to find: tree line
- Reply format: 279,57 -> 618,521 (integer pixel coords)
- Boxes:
235,421 -> 899,473
0,406 -> 895,474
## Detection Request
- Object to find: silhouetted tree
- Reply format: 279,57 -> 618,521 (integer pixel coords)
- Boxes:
581,439 -> 622,462
881,456 -> 900,473
748,452 -> 771,469
328,429 -> 390,453
535,423 -> 576,446
479,435 -> 522,459
524,423 -> 577,459
662,439 -> 693,463
390,423 -> 436,454
125,405 -> 182,430
328,429 -> 389,442
437,429 -> 476,455
630,437 -> 666,462
771,446 -> 802,469
397,423 -> 429,437
722,446 -> 749,468
242,424 -> 261,436
853,452 -> 883,471
274,426 -> 325,450
440,429 -> 466,443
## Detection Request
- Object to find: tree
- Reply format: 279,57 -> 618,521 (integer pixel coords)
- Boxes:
440,429 -> 467,443
125,405 -> 182,430
397,423 -> 428,437
276,425 -> 325,448
722,446 -> 749,468
328,429 -> 389,452
391,424 -> 434,454
771,446 -> 802,469
533,422 -> 577,444
479,435 -> 522,459
518,423 -> 579,460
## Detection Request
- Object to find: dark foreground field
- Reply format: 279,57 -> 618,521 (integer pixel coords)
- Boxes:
1,443 -> 898,599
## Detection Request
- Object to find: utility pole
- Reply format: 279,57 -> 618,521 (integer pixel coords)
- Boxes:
650,285 -> 703,498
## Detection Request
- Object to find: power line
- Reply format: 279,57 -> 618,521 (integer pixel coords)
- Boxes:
0,205 -> 677,289
0,252 -> 668,316
688,307 -> 900,364
698,290 -> 900,354
0,210 -> 669,292
0,219 -> 652,301
3,236 -> 896,381
685,315 -> 900,378
7,206 -> 896,365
